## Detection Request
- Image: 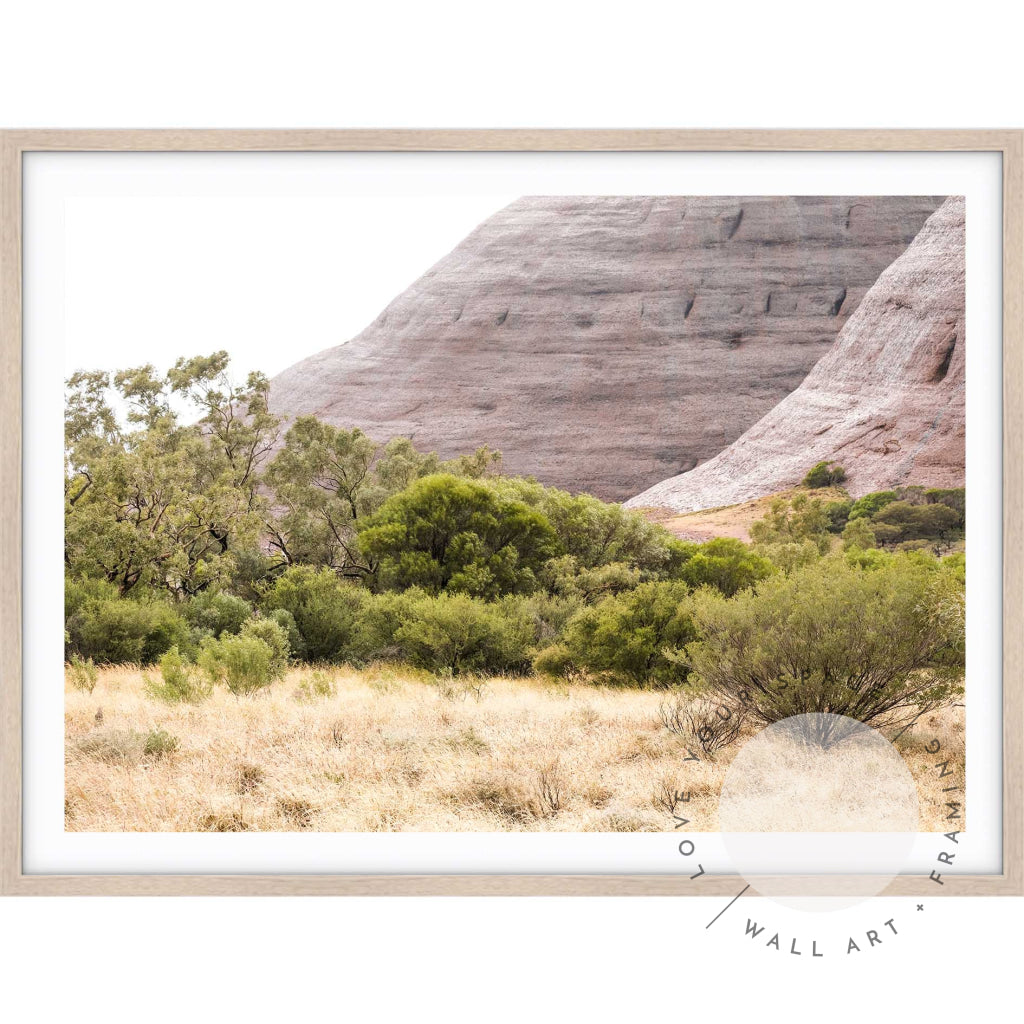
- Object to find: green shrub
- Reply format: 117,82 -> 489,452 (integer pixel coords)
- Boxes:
848,490 -> 897,520
540,555 -> 641,602
751,539 -> 823,574
266,608 -> 306,661
686,555 -> 964,743
802,460 -> 847,488
262,566 -> 368,662
67,654 -> 99,693
143,728 -> 180,758
501,591 -> 581,648
841,516 -> 877,551
184,589 -> 253,638
552,581 -> 695,687
356,474 -> 559,598
144,646 -> 213,703
198,631 -> 285,696
352,589 -> 425,663
239,617 -> 290,674
394,592 -> 534,675
499,479 -> 683,576
823,500 -> 853,533
674,537 -> 775,596
870,501 -> 962,548
749,493 -> 831,554
532,642 -> 581,681
65,583 -> 191,665
294,669 -> 337,702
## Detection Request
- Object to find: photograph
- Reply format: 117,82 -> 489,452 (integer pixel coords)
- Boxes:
60,188 -> 967,835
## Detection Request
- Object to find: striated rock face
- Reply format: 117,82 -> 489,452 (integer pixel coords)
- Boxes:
271,195 -> 942,501
626,197 -> 965,512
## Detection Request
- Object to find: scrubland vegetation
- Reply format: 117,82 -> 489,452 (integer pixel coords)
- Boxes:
64,353 -> 967,831
65,665 -> 964,833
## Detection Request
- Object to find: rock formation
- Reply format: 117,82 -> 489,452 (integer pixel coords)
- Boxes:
271,195 -> 942,501
626,196 -> 965,512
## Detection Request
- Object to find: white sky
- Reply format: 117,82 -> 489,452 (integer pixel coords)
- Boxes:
64,192 -> 514,381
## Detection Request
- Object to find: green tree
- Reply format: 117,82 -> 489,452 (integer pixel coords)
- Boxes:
871,501 -> 962,548
675,537 -> 775,596
356,474 -> 559,598
64,353 -> 278,597
543,581 -> 696,686
686,556 -> 964,744
848,490 -> 897,520
841,516 -> 877,551
749,493 -> 832,555
265,420 -> 502,578
498,479 -> 684,576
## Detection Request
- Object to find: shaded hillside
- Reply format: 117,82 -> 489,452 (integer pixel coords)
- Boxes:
271,195 -> 942,500
627,197 -> 965,512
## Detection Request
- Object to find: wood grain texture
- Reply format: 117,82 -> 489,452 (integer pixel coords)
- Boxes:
0,129 -> 1020,897
0,132 -> 23,898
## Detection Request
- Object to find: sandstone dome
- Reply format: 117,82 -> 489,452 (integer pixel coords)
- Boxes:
270,195 -> 942,501
627,196 -> 965,512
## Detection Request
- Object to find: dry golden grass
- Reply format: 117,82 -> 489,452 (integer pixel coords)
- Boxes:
64,665 -> 965,833
639,486 -> 851,543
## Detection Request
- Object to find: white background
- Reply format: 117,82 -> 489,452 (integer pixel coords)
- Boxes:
1,1 -> 1021,1021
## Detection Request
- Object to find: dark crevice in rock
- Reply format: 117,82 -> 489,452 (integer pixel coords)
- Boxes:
452,308 -> 462,322
932,332 -> 957,382
829,287 -> 847,317
682,298 -> 694,319
722,208 -> 744,240
765,292 -> 772,314
495,309 -> 509,326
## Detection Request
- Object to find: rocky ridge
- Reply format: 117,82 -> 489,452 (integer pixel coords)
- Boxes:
626,196 -> 965,512
270,195 -> 942,501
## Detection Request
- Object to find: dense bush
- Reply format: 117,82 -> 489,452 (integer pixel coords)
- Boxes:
63,351 -> 971,709
239,618 -> 291,674
540,555 -> 641,602
357,474 -> 559,598
686,555 -> 964,743
184,589 -> 253,638
538,581 -> 695,687
871,500 -> 962,547
749,494 -> 832,556
823,500 -> 853,534
65,577 -> 191,664
841,516 -> 877,551
352,589 -> 426,663
265,608 -> 307,661
144,646 -> 213,703
261,566 -> 368,662
198,618 -> 290,695
802,461 -> 847,488
674,537 -> 775,596
393,592 -> 535,675
848,490 -> 898,520
498,479 -> 686,576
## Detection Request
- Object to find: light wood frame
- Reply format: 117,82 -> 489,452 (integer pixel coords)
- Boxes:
0,129 -> 1020,896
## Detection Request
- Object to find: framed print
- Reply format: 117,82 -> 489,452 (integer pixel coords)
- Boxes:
0,129 -> 1020,896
